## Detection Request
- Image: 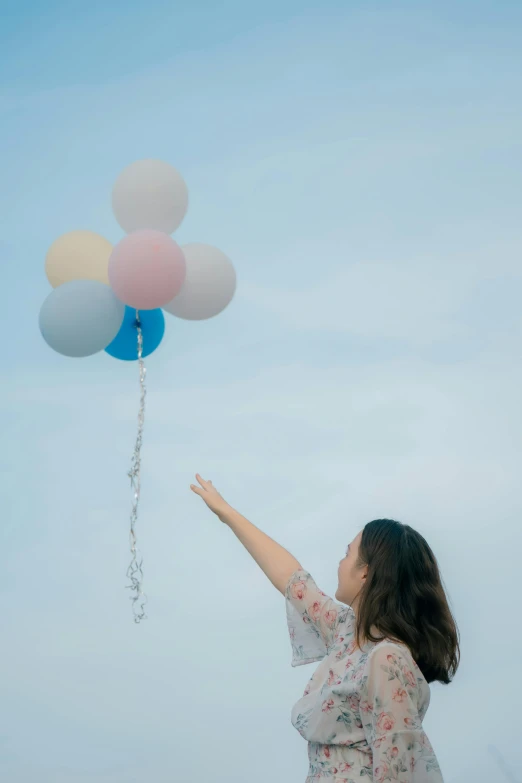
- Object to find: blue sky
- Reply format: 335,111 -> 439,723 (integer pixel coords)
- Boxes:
2,2 -> 522,782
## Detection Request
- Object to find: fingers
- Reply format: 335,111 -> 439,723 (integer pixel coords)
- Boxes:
195,474 -> 214,490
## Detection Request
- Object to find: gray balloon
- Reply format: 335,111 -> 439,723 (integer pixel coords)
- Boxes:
163,243 -> 237,321
112,159 -> 189,235
39,280 -> 125,357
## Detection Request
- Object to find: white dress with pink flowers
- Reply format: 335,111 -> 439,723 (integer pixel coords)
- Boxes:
285,569 -> 445,783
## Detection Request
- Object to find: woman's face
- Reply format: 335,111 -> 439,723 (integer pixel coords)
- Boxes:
335,530 -> 368,609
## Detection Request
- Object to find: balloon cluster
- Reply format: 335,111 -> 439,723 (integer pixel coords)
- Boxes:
38,159 -> 237,623
39,159 -> 237,360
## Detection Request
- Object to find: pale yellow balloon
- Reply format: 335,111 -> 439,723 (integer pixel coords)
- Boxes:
45,230 -> 113,287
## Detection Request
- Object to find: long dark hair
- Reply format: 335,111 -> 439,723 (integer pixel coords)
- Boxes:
355,518 -> 460,684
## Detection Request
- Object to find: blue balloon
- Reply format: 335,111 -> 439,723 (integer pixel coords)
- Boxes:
105,306 -> 165,361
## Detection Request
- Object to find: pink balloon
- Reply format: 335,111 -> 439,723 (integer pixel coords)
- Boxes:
108,230 -> 186,310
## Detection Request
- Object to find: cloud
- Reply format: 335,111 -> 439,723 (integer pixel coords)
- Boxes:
238,245 -> 522,343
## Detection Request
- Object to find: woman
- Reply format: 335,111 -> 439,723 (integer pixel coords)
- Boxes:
190,474 -> 459,782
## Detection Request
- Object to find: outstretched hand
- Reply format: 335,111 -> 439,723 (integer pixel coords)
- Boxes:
190,474 -> 230,519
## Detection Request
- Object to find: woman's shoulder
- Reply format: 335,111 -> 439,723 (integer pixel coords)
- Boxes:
363,638 -> 418,672
365,639 -> 427,691
370,638 -> 412,654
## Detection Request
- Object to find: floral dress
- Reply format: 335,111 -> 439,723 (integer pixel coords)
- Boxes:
285,569 -> 444,783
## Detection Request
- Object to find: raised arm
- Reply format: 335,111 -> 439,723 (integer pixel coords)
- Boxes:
190,474 -> 347,665
221,505 -> 302,594
190,474 -> 301,594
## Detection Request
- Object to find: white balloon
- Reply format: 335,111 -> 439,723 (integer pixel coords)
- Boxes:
111,159 -> 188,234
163,243 -> 236,321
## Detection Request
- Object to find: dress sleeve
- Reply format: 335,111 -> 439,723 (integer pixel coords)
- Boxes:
285,568 -> 346,667
359,644 -> 444,782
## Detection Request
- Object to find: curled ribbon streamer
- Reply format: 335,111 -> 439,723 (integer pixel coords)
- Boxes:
126,311 -> 148,622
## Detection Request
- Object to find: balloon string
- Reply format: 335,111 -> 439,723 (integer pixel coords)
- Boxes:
126,310 -> 148,623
